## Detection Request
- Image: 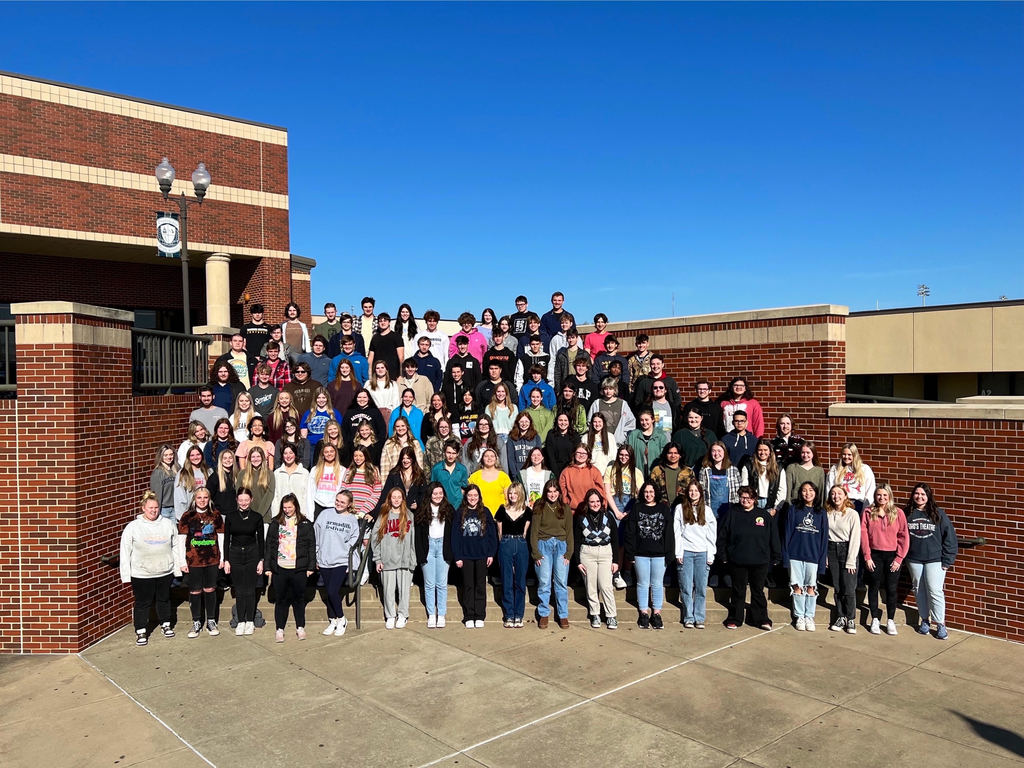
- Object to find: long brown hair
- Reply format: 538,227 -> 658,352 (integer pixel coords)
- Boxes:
608,445 -> 638,499
375,487 -> 412,544
459,483 -> 489,532
680,480 -> 707,526
533,479 -> 567,520
750,437 -> 780,485
416,481 -> 455,525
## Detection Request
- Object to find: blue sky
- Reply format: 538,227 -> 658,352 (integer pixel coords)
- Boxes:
3,2 -> 1022,321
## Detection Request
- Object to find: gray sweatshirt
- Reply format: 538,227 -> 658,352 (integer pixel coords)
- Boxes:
119,515 -> 184,582
371,510 -> 417,570
314,510 -> 362,569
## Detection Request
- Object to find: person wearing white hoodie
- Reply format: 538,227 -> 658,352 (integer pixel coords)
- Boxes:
673,480 -> 717,629
120,491 -> 184,646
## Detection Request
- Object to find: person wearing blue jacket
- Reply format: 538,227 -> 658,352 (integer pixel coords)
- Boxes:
328,335 -> 370,384
519,368 -> 556,411
388,391 -> 426,449
783,482 -> 829,632
905,482 -> 958,640
450,485 -> 498,627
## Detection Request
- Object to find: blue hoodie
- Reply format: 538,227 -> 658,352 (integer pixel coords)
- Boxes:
329,352 -> 370,384
782,504 -> 829,573
519,379 -> 556,411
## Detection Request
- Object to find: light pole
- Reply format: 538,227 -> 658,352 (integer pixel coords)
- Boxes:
917,284 -> 930,306
155,158 -> 212,334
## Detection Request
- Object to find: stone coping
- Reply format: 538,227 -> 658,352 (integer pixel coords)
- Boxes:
192,325 -> 239,337
957,395 -> 1024,405
829,402 -> 1024,421
584,304 -> 849,333
11,301 -> 134,323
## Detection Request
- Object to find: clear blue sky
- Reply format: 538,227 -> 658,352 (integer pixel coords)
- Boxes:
3,2 -> 1022,321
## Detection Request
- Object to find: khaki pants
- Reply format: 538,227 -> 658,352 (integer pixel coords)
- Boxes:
580,544 -> 616,618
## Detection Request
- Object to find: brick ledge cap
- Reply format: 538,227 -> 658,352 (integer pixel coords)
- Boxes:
11,301 -> 134,323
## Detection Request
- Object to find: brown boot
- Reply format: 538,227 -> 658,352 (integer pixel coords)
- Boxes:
558,618 -> 570,629
538,616 -> 549,629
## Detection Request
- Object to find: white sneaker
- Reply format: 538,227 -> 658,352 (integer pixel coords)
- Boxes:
334,617 -> 348,636
806,618 -> 816,632
613,573 -> 627,590
886,619 -> 898,636
427,615 -> 437,628
869,618 -> 881,635
795,617 -> 806,631
235,622 -> 245,636
296,627 -> 306,640
385,617 -> 396,630
830,617 -> 846,632
436,616 -> 446,628
396,615 -> 408,629
464,620 -> 474,629
474,620 -> 484,628
243,622 -> 254,635
323,619 -> 338,636
275,629 -> 285,643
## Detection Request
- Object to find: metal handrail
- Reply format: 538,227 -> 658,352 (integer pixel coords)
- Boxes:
345,518 -> 372,629
0,320 -> 15,393
132,328 -> 210,393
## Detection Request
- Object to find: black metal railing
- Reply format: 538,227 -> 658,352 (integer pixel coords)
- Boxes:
0,320 -> 15,395
132,328 -> 210,393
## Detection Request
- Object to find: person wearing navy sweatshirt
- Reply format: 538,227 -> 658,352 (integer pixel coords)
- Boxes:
783,482 -> 829,631
718,485 -> 781,630
450,485 -> 498,627
414,337 -> 444,392
905,482 -> 958,639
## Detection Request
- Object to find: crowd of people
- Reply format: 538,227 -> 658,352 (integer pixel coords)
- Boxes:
120,292 -> 958,646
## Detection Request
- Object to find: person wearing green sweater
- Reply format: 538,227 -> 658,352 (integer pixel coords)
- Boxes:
627,410 -> 668,478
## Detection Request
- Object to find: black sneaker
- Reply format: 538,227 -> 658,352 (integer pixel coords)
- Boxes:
187,620 -> 202,638
650,613 -> 664,630
160,623 -> 175,638
638,612 -> 651,629
135,630 -> 148,646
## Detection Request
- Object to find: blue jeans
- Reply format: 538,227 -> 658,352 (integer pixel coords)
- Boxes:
676,551 -> 708,622
160,506 -> 175,520
908,561 -> 947,624
535,537 -> 568,618
634,555 -> 666,612
499,537 -> 528,620
788,560 -> 819,619
422,537 -> 449,617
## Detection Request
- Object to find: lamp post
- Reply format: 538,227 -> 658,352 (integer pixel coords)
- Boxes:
155,158 -> 212,334
917,284 -> 930,306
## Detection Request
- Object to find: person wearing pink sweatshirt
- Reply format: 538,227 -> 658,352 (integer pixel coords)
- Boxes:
448,312 -> 488,365
860,483 -> 910,635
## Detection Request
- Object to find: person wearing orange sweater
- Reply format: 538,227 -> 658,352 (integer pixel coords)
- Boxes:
559,444 -> 616,514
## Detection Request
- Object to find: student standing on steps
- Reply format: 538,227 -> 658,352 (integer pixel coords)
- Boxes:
373,487 -> 418,630
178,488 -> 224,639
315,490 -> 362,637
265,494 -> 315,642
223,487 -> 265,636
416,483 -> 455,629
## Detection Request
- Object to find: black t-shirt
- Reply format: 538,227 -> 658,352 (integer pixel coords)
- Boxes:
495,505 -> 533,537
242,322 -> 270,362
509,311 -> 531,339
369,332 -> 404,378
569,376 -> 598,412
483,347 -> 517,382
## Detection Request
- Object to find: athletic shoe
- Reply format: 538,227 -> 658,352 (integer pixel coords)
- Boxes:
590,616 -> 601,629
650,613 -> 664,630
437,616 -> 446,628
296,627 -> 306,640
474,620 -> 485,628
806,618 -> 816,632
613,573 -> 627,590
869,618 -> 881,635
886,619 -> 898,636
725,621 -> 738,630
206,620 -> 220,637
275,629 -> 284,643
323,619 -> 338,636
759,622 -> 773,631
935,624 -> 948,640
160,623 -> 175,638
428,615 -> 437,629
385,617 -> 396,630
606,617 -> 618,630
235,622 -> 246,636
187,621 -> 202,639
795,617 -> 806,631
503,618 -> 514,628
684,620 -> 695,629
396,615 -> 408,629
135,630 -> 148,646
334,617 -> 348,636
845,622 -> 857,635
695,622 -> 705,629
638,612 -> 651,629
464,620 -> 474,629
830,617 -> 846,632
243,622 -> 254,635
513,618 -> 523,628
918,621 -> 931,635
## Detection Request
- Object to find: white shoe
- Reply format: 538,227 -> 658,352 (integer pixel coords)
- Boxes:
334,617 -> 348,636
613,573 -> 627,590
869,618 -> 881,635
464,620 -> 474,629
830,617 -> 846,632
427,615 -> 437,628
323,619 -> 338,636
385,617 -> 396,630
474,620 -> 485,628
396,615 -> 408,629
795,617 -> 806,631
845,622 -> 857,635
886,619 -> 898,636
296,627 -> 306,640
275,629 -> 285,643
235,622 -> 246,636
805,617 -> 816,632
436,616 -> 446,628
243,622 -> 254,635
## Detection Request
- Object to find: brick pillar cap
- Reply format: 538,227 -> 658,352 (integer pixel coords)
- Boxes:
193,324 -> 239,336
11,301 -> 134,323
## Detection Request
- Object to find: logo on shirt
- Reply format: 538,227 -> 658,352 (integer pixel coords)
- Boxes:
755,516 -> 765,527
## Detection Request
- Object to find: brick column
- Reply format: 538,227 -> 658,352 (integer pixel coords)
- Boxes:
0,302 -> 134,652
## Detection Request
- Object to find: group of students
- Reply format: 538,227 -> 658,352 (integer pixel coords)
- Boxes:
120,292 -> 959,646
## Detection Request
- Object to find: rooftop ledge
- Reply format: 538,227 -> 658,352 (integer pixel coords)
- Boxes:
596,304 -> 849,333
829,402 -> 1024,421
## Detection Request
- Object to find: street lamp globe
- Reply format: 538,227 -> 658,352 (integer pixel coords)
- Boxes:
191,162 -> 211,202
155,157 -> 175,196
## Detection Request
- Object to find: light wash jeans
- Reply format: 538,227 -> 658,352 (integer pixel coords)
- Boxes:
908,560 -> 947,624
788,560 -> 819,620
422,537 -> 449,617
676,551 -> 708,623
160,506 -> 175,520
535,537 -> 568,618
634,555 -> 666,612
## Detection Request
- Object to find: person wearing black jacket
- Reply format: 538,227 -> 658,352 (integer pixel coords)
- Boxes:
632,355 -> 681,420
718,485 -> 781,630
683,380 -> 724,441
415,483 -> 455,628
442,365 -> 473,418
342,389 -> 388,445
378,448 -> 429,516
265,493 -> 316,642
544,412 -> 581,480
623,482 -> 674,629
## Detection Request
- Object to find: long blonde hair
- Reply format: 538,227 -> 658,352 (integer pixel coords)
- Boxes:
834,442 -> 866,487
269,391 -> 298,434
868,482 -> 900,525
238,447 -> 271,492
313,443 -> 343,486
825,485 -> 856,517
230,391 -> 253,433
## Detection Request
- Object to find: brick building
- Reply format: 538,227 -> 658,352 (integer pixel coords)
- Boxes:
0,70 -> 312,330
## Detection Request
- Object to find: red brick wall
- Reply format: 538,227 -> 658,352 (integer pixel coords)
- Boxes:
829,415 -> 1024,641
0,398 -> 19,652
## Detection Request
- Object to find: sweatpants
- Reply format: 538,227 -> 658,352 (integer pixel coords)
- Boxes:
380,568 -> 412,619
728,563 -> 770,626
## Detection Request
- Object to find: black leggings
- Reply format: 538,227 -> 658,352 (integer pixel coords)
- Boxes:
131,574 -> 172,630
865,550 -> 900,620
320,566 -> 349,619
229,545 -> 261,623
273,568 -> 308,630
187,564 -> 220,622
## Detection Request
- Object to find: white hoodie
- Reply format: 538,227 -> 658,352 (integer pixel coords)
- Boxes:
119,515 -> 184,582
